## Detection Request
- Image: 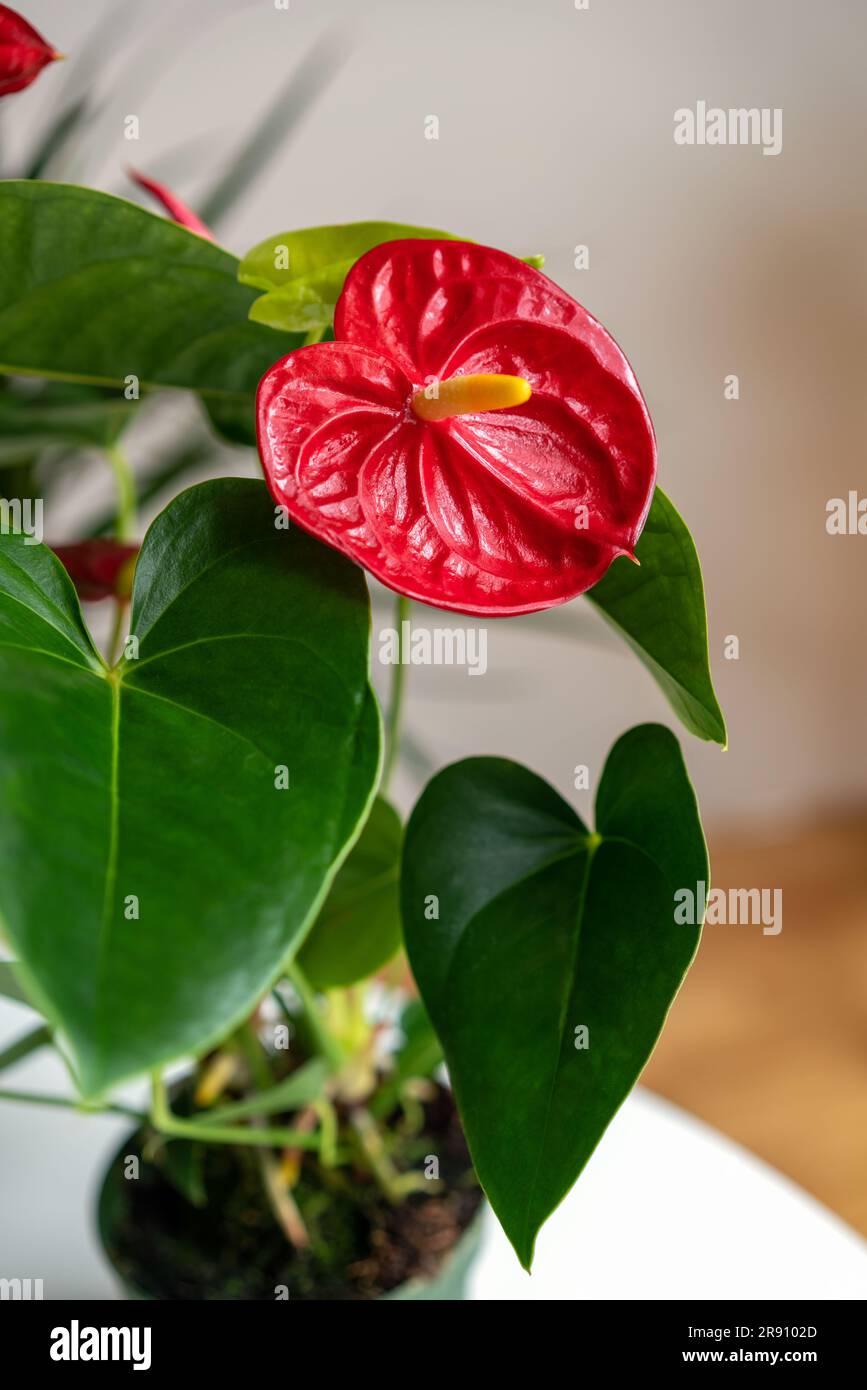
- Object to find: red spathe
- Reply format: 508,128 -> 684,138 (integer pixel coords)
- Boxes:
257,240 -> 656,616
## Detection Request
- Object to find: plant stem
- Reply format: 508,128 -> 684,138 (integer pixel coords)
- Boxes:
106,444 -> 136,542
237,1018 -> 272,1090
241,1016 -> 310,1250
106,600 -> 126,667
382,593 -> 411,792
256,1145 -> 310,1248
286,962 -> 344,1070
349,1108 -> 406,1204
0,1023 -> 52,1076
0,1088 -> 143,1120
150,1073 -> 319,1150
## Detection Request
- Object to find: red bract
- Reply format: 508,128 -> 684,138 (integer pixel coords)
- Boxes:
128,169 -> 214,241
53,540 -> 138,603
0,5 -> 58,98
257,240 -> 656,616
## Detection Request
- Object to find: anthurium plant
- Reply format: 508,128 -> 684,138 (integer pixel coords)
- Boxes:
0,9 -> 724,1299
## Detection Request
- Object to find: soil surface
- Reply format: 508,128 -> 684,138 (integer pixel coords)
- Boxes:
100,1086 -> 482,1300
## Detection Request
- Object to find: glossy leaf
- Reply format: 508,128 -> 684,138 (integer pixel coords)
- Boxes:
401,724 -> 707,1268
239,221 -> 458,333
587,488 -> 726,745
298,797 -> 402,989
0,478 -> 380,1097
0,183 -> 300,442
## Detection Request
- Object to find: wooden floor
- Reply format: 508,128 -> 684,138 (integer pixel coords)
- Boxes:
643,811 -> 867,1235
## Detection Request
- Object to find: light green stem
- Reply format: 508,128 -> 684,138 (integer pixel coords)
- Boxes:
106,601 -> 126,667
0,1087 -> 143,1120
150,1073 -> 319,1150
106,445 -> 136,542
382,593 -> 411,792
286,962 -> 344,1070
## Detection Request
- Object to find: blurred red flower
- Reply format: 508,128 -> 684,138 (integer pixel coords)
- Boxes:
0,4 -> 59,98
53,540 -> 138,603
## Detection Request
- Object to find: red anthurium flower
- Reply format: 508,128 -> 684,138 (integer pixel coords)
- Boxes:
257,240 -> 656,616
128,169 -> 214,241
0,4 -> 60,97
53,540 -> 138,603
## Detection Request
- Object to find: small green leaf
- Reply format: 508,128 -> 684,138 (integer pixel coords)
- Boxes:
239,222 -> 459,333
298,797 -> 402,990
586,488 -> 727,745
0,478 -> 380,1098
401,724 -> 708,1269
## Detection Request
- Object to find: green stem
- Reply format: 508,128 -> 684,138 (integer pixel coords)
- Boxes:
150,1073 -> 319,1150
0,1087 -> 143,1120
349,1108 -> 412,1204
286,962 -> 344,1070
237,1019 -> 271,1090
106,444 -> 136,542
0,1023 -> 52,1076
382,593 -> 411,792
106,600 -> 126,667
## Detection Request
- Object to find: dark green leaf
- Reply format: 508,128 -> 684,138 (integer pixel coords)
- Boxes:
0,379 -> 136,460
298,797 -> 402,990
24,97 -> 93,181
586,488 -> 726,745
0,182 -> 301,406
0,478 -> 380,1098
401,724 -> 707,1268
0,1023 -> 51,1073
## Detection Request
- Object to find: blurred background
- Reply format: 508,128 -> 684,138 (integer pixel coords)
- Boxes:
2,0 -> 865,1240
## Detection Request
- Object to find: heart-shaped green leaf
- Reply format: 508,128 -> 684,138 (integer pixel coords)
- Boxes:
0,478 -> 380,1098
298,796 -> 402,990
238,221 -> 459,333
587,488 -> 726,745
0,182 -> 301,443
401,724 -> 707,1268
